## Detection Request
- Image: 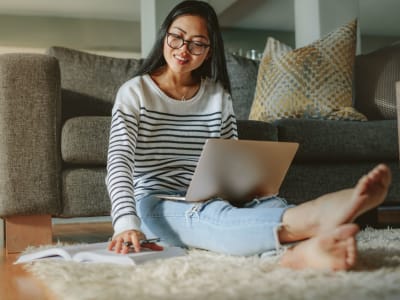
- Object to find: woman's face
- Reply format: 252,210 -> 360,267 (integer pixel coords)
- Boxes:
163,14 -> 211,76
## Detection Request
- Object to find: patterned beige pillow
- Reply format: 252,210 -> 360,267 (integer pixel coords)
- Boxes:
249,20 -> 367,122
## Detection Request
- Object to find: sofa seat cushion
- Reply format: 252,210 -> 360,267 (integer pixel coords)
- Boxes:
280,161 -> 400,206
237,120 -> 278,141
61,168 -> 110,217
62,117 -> 111,165
61,118 -> 277,165
275,119 -> 398,162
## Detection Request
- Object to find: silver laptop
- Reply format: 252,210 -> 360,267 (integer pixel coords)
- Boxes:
156,139 -> 299,205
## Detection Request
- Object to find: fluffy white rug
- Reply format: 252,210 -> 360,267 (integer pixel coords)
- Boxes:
24,227 -> 400,300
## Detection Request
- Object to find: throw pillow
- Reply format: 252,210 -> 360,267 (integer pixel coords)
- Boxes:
354,43 -> 400,120
249,20 -> 367,122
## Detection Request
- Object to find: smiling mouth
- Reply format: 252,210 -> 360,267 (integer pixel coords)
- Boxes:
174,54 -> 189,64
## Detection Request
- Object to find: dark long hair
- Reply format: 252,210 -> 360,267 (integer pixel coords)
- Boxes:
134,0 -> 231,93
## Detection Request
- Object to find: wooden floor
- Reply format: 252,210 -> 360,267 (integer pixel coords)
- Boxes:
0,222 -> 113,300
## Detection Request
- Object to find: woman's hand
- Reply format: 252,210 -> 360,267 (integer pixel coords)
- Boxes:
108,230 -> 163,254
108,229 -> 146,254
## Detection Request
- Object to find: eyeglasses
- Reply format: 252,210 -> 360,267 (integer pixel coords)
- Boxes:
166,33 -> 210,56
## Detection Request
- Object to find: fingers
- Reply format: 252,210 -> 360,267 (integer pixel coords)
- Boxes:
108,230 -> 164,254
108,230 -> 146,254
131,233 -> 143,253
107,239 -> 115,251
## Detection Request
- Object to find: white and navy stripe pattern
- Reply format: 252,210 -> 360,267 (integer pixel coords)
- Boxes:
106,75 -> 237,235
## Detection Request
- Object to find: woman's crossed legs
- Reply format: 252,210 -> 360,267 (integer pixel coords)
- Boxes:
279,164 -> 391,270
138,164 -> 391,271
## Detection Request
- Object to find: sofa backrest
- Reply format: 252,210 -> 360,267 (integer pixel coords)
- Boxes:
354,43 -> 400,120
47,46 -> 259,121
47,47 -> 143,121
225,54 -> 259,119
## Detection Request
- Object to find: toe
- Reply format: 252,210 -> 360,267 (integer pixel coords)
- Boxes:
345,237 -> 357,268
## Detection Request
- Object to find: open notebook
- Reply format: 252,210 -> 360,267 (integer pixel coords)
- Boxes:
156,139 -> 299,205
15,242 -> 186,265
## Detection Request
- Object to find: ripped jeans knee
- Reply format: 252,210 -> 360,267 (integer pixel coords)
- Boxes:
137,192 -> 290,256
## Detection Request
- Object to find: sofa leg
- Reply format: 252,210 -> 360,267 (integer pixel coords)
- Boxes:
5,215 -> 52,255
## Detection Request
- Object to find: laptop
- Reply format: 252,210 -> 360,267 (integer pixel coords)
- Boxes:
156,139 -> 299,205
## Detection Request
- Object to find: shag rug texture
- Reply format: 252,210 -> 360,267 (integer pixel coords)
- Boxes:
24,228 -> 400,300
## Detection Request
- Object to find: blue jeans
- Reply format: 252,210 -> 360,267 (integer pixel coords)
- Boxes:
136,190 -> 292,256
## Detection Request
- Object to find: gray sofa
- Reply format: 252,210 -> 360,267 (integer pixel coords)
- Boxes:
0,45 -> 399,236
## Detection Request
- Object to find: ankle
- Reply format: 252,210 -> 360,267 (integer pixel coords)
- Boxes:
280,205 -> 319,242
278,224 -> 293,243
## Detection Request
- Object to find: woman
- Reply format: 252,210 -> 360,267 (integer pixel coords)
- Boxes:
107,0 -> 391,270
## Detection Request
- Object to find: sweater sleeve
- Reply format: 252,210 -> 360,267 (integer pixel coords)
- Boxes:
106,85 -> 141,237
220,92 -> 238,140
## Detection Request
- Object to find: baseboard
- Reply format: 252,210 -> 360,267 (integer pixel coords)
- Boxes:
378,206 -> 400,227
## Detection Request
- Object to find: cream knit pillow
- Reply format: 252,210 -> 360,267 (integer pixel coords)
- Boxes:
249,20 -> 367,122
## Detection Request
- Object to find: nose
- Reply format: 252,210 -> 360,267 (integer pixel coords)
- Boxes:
177,49 -> 190,58
180,41 -> 190,54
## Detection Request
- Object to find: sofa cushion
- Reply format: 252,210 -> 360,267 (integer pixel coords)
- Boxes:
61,118 -> 277,165
280,161 -> 400,206
226,53 -> 259,120
61,117 -> 110,165
249,20 -> 367,123
47,47 -> 143,120
237,120 -> 278,141
275,119 -> 398,162
49,47 -> 259,122
61,168 -> 110,217
354,43 -> 400,120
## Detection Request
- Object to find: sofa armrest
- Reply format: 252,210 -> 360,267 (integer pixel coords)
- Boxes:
0,53 -> 61,216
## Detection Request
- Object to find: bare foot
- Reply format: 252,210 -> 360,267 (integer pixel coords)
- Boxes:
280,224 -> 359,271
280,164 -> 391,242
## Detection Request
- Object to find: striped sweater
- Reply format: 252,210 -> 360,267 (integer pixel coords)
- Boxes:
106,74 -> 238,236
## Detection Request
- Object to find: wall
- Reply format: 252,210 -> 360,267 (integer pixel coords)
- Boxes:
222,27 -> 399,55
361,35 -> 400,54
221,27 -> 295,57
0,14 -> 398,58
0,14 -> 140,57
0,14 -> 297,58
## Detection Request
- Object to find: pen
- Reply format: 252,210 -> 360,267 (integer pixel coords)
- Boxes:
123,237 -> 161,247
